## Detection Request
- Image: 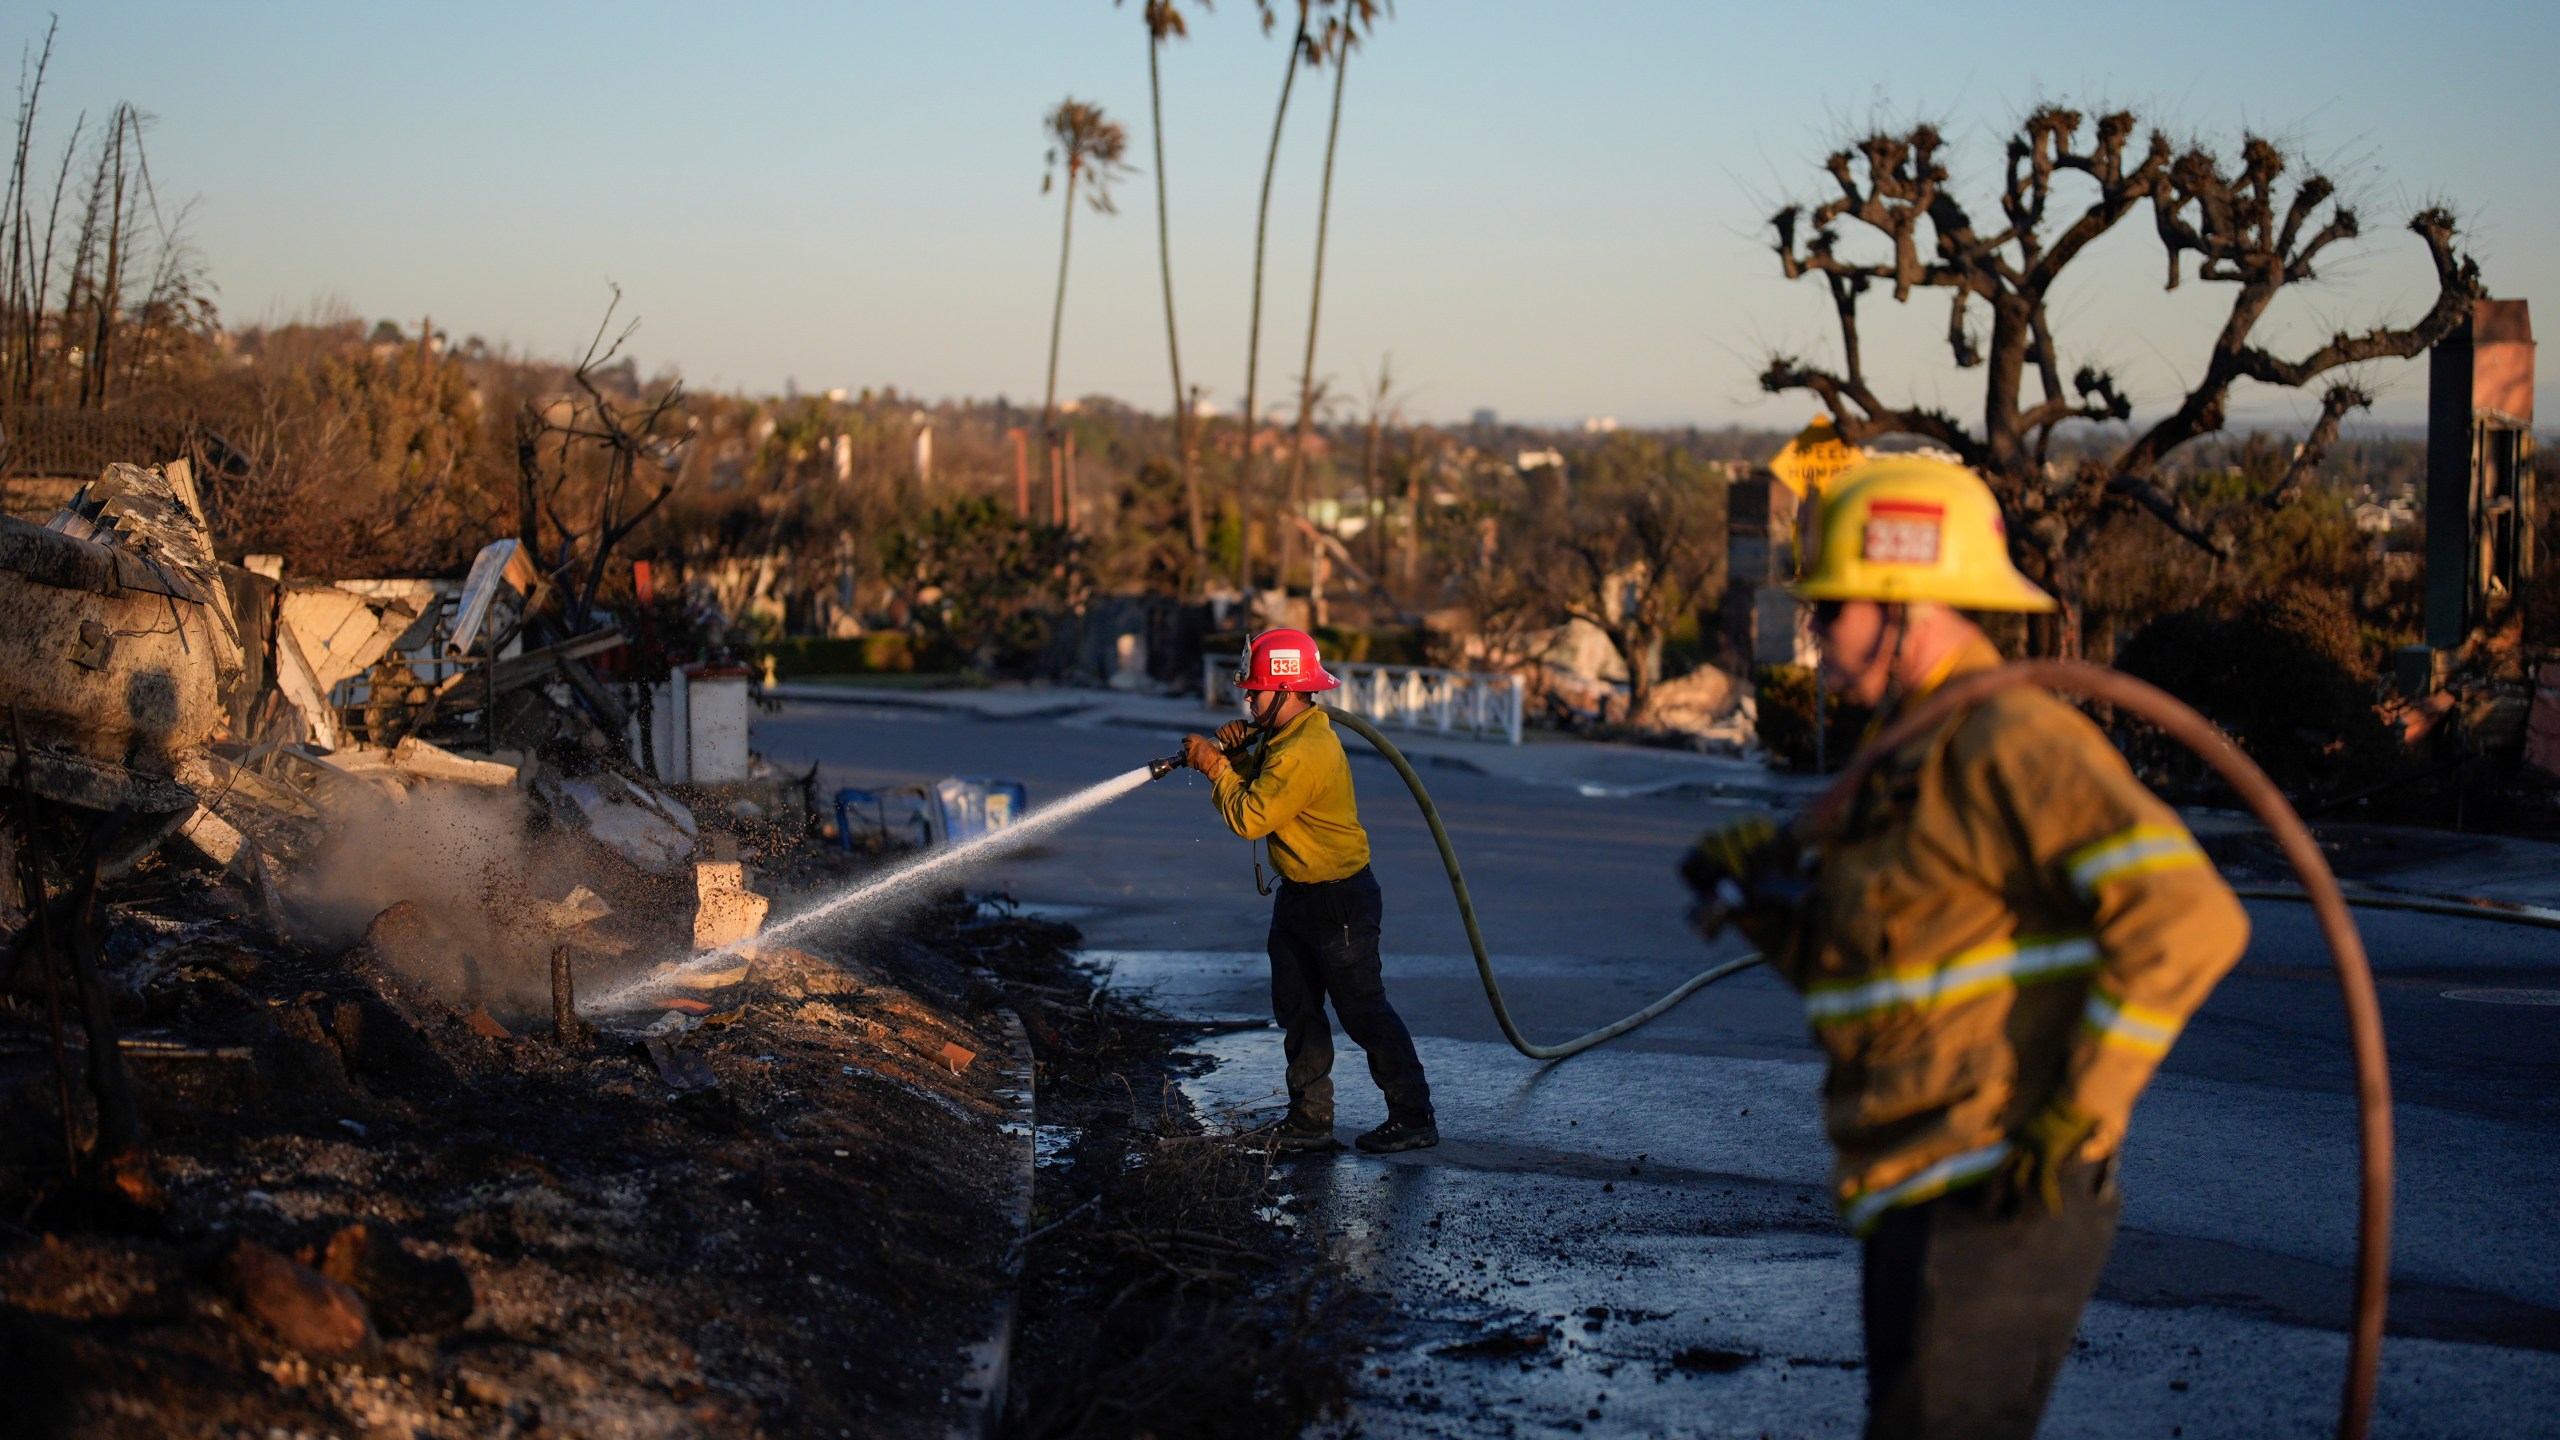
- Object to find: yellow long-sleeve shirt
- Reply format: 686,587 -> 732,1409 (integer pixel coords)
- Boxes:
1208,707 -> 1371,883
1739,639 -> 2250,1234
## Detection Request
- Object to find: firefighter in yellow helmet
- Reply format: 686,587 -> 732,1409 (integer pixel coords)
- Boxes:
1681,457 -> 2249,1440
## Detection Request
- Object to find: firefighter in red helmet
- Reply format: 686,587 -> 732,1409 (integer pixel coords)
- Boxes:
1180,628 -> 1438,1153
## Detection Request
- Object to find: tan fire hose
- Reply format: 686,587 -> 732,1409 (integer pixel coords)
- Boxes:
1330,659 -> 2396,1440
1318,704 -> 1767,1061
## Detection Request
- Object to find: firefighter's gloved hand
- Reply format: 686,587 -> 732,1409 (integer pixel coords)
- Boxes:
1993,1099 -> 2102,1217
1214,720 -> 1253,753
1180,733 -> 1231,777
1678,816 -> 1793,937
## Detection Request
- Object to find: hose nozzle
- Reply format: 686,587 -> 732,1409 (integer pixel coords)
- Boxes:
1149,737 -> 1250,781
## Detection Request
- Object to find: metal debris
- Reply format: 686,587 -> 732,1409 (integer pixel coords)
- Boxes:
638,1034 -> 718,1092
550,773 -> 698,873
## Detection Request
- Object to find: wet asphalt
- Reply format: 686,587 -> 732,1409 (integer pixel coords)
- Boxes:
755,698 -> 2560,1439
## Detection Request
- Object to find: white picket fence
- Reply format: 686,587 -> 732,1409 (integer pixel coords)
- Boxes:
1204,655 -> 1524,745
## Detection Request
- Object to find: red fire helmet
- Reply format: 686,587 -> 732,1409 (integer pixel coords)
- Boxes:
1233,628 -> 1339,693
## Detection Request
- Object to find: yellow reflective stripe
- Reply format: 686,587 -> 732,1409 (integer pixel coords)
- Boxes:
1842,1141 -> 2010,1236
2066,824 -> 2206,899
2082,989 -> 2179,1058
1804,934 -> 2099,1025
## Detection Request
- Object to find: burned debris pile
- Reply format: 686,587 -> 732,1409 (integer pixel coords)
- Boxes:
0,459 -> 1085,1437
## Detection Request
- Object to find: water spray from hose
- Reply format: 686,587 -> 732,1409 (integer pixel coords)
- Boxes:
582,765 -> 1160,1014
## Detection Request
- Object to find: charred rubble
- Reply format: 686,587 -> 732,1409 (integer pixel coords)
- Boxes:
0,457 -> 964,1436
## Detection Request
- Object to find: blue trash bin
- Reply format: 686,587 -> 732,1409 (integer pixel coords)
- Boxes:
833,785 -> 936,851
932,778 -> 1029,846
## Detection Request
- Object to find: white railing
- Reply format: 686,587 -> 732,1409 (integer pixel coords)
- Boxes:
1205,655 -> 1524,746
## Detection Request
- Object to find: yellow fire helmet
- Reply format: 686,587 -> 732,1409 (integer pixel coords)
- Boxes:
1790,454 -> 2058,613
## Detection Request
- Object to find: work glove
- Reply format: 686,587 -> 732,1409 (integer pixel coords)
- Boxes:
1677,815 -> 1800,938
1214,720 -> 1253,752
1992,1098 -> 2103,1217
1180,733 -> 1231,777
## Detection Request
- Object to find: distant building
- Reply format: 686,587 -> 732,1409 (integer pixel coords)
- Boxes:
2353,497 -> 2416,534
1581,416 -> 1620,434
1470,407 -> 1498,430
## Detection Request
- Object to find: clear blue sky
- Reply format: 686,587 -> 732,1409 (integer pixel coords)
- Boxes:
25,0 -> 2557,431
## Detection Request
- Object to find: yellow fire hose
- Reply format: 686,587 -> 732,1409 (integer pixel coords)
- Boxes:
1325,659 -> 2421,1440
1319,704 -> 1768,1060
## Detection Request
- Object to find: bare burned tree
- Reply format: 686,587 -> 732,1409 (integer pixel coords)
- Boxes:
1537,452 -> 1720,721
2,21 -> 211,409
1762,107 -> 2482,650
514,287 -> 691,628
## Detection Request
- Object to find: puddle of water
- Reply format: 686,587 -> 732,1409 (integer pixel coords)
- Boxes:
2442,988 -> 2560,1006
1001,902 -> 1106,922
1034,1124 -> 1078,1170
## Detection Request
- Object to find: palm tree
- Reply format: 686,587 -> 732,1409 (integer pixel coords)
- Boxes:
1121,0 -> 1211,581
1238,1 -> 1319,594
1361,352 -> 1402,582
1281,1 -> 1384,592
1040,98 -> 1130,523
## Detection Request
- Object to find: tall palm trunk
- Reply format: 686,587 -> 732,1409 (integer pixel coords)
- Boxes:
1146,34 -> 1206,581
1283,47 -> 1349,596
1238,6 -> 1309,596
1400,434 -> 1421,594
1041,159 -> 1081,519
1363,362 -> 1386,582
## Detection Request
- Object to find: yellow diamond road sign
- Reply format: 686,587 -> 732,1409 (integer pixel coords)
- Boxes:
1769,414 -> 1864,498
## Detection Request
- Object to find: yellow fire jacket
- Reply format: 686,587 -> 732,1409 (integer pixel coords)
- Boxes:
1207,707 -> 1371,884
1739,640 -> 2249,1235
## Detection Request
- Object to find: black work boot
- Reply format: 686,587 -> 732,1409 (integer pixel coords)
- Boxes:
1261,1114 -> 1339,1153
1355,1116 -> 1439,1154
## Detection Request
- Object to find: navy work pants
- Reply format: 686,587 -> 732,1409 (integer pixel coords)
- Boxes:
1267,865 -> 1433,1128
1860,1159 -> 2121,1440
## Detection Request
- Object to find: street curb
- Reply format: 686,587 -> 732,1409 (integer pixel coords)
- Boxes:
2232,880 -> 2560,931
766,680 -> 1829,797
946,1003 -> 1037,1440
765,682 -> 1099,722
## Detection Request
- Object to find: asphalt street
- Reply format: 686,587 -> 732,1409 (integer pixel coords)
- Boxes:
754,698 -> 2560,1439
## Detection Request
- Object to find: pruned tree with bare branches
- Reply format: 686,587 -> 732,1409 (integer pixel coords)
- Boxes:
1762,107 -> 2482,651
514,288 -> 692,630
